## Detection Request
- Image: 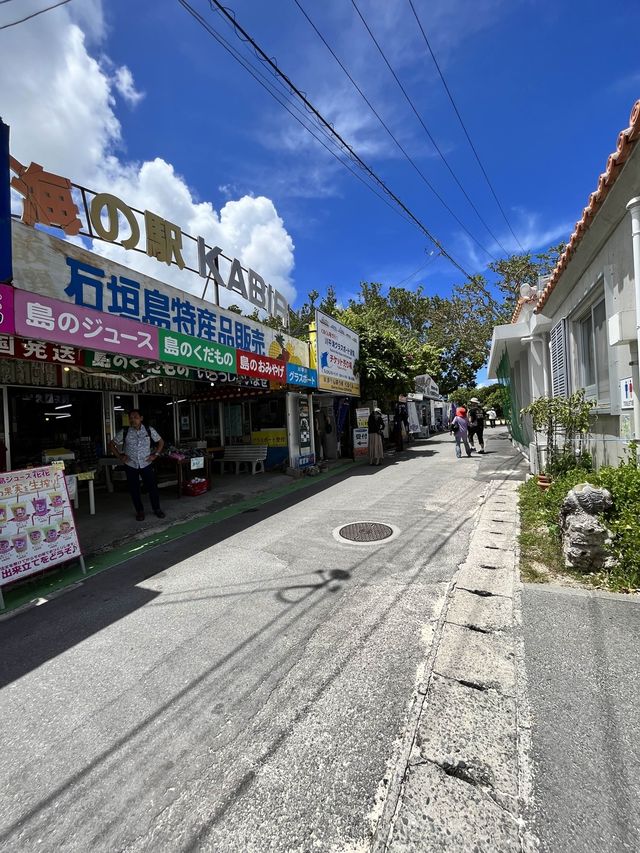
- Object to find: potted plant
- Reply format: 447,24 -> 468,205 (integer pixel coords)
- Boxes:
521,390 -> 595,489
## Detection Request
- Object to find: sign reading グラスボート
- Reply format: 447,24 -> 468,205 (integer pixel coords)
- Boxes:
314,310 -> 360,397
0,465 -> 81,586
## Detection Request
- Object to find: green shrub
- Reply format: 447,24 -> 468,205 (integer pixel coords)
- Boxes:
594,461 -> 640,589
520,460 -> 640,590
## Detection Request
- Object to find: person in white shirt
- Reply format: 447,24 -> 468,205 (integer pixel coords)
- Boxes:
109,409 -> 165,521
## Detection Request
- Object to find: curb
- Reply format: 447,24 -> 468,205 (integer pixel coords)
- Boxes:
0,458 -> 365,618
376,478 -> 534,852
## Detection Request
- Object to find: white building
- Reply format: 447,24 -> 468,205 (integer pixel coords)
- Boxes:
488,99 -> 640,469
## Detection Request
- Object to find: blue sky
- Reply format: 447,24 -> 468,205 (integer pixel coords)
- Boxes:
2,0 -> 640,349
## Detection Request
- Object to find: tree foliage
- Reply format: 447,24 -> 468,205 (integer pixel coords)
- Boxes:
237,242 -> 565,403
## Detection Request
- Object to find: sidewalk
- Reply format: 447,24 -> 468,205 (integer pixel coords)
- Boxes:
522,585 -> 640,852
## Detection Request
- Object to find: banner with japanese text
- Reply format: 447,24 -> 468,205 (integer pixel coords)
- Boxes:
285,363 -> 317,387
0,465 -> 82,586
314,310 -> 360,396
85,350 -> 189,378
14,289 -> 159,360
0,283 -> 15,335
12,223 -> 310,366
236,350 -> 287,383
0,335 -> 84,366
159,328 -> 236,372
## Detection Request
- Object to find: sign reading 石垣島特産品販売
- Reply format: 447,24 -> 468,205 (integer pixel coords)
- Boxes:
313,310 -> 360,397
0,465 -> 81,587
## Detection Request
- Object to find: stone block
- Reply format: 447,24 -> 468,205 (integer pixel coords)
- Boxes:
386,759 -> 520,852
414,674 -> 518,802
434,623 -> 516,695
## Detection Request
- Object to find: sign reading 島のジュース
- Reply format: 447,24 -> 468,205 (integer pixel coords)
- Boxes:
9,156 -> 290,322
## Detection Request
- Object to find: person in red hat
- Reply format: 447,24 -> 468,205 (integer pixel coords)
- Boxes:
450,406 -> 472,458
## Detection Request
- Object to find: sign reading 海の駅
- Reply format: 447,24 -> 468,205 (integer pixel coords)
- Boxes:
314,310 -> 360,397
0,465 -> 81,587
9,156 -> 289,322
10,223 -> 310,369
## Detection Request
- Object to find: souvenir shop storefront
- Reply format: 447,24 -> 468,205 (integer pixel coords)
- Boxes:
0,218 -> 317,482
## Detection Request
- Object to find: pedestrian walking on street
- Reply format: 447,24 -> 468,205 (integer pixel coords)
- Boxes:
368,408 -> 385,465
109,409 -> 166,521
467,397 -> 485,453
450,406 -> 472,458
486,408 -> 497,428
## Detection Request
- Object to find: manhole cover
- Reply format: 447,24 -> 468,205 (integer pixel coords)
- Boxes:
338,522 -> 394,542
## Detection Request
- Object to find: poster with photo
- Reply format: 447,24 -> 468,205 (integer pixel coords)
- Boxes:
0,465 -> 82,587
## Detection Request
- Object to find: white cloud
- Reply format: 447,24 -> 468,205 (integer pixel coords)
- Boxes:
1,0 -> 296,309
113,65 -> 145,107
454,210 -> 572,272
92,159 -> 296,305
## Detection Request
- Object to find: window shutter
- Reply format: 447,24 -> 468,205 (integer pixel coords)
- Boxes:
550,319 -> 568,397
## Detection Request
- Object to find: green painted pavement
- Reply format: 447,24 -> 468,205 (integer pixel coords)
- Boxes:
0,460 -> 363,616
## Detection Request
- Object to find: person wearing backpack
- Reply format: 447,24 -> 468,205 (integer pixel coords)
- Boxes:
467,397 -> 486,453
109,409 -> 165,521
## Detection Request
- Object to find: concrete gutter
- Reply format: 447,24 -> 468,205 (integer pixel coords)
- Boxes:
373,479 -> 536,852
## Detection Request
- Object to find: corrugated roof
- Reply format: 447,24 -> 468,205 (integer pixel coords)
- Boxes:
534,99 -> 640,313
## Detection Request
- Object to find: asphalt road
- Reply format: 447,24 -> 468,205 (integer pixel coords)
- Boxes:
0,429 -> 520,853
522,585 -> 640,852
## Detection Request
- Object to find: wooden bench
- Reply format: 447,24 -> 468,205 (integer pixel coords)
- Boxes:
213,445 -> 267,475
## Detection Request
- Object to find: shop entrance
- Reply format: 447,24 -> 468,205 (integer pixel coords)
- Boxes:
8,387 -> 104,471
313,399 -> 338,461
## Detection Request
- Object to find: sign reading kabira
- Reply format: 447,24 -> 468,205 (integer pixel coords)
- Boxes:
314,310 -> 360,397
0,465 -> 82,586
10,156 -> 289,321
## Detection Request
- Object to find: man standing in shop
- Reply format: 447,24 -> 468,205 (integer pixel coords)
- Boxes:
109,409 -> 166,521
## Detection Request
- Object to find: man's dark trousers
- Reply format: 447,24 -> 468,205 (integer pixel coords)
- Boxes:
469,424 -> 484,449
124,464 -> 161,513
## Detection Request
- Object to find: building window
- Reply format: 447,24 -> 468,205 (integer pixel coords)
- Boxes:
579,298 -> 609,404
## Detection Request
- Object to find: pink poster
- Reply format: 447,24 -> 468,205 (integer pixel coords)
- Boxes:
0,465 -> 82,587
0,283 -> 15,335
14,290 -> 159,360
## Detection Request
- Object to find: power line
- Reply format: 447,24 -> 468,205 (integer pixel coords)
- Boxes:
178,1 -> 417,233
291,0 -> 497,263
350,0 -> 510,257
0,0 -> 72,30
406,0 -> 525,253
392,251 -> 438,288
196,0 -> 473,279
